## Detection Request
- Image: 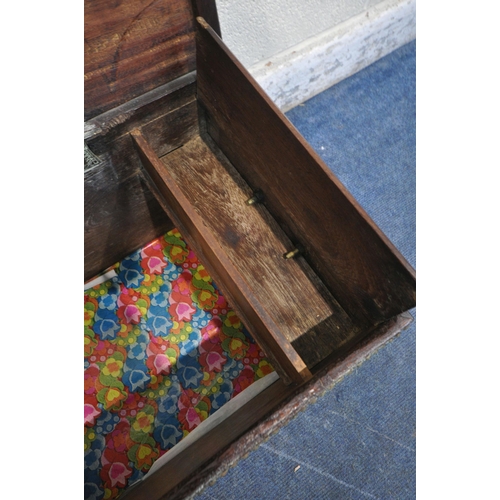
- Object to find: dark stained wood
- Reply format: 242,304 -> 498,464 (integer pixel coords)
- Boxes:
131,129 -> 313,385
85,71 -> 197,142
84,133 -> 172,282
84,97 -> 198,281
121,312 -> 414,500
84,0 -> 219,120
195,17 -> 416,329
141,99 -> 199,157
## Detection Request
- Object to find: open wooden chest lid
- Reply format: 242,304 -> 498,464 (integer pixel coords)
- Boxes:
84,0 -> 220,120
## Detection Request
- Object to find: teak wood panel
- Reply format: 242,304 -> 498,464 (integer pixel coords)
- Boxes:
84,0 -> 220,120
195,18 -> 416,329
132,130 -> 312,385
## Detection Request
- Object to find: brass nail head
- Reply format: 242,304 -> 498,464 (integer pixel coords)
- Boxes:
283,248 -> 300,260
245,190 -> 264,206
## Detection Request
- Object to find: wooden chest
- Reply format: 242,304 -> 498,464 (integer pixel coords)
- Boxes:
84,1 -> 415,497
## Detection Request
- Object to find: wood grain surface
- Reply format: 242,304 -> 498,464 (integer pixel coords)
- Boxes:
132,129 -> 313,384
163,134 -> 357,367
85,71 -> 197,143
84,0 -> 220,119
195,18 -> 416,330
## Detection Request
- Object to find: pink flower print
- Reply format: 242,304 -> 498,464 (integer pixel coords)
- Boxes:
141,240 -> 167,275
143,256 -> 166,275
214,293 -> 228,313
182,407 -> 201,431
84,403 -> 101,426
200,350 -> 226,372
107,462 -> 132,488
117,288 -> 147,324
153,354 -> 171,375
232,365 -> 256,397
124,304 -> 140,323
140,240 -> 164,259
176,302 -> 196,321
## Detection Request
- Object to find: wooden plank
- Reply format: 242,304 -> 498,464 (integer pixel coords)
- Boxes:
195,17 -> 416,329
160,134 -> 356,367
146,371 -> 281,476
84,0 -> 210,119
84,72 -> 197,142
84,0 -> 221,119
121,312 -> 413,500
121,374 -> 291,500
84,99 -> 198,281
141,99 -> 199,157
131,129 -> 312,385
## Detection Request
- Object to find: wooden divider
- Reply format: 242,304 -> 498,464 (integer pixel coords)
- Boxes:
131,129 -> 313,385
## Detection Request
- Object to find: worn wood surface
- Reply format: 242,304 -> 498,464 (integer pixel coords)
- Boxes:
85,71 -> 197,143
195,17 -> 416,330
121,312 -> 413,500
131,129 -> 312,385
84,89 -> 198,281
161,134 -> 356,367
84,133 -> 172,282
84,0 -> 220,120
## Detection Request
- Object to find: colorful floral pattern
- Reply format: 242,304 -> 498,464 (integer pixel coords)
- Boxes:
84,229 -> 273,499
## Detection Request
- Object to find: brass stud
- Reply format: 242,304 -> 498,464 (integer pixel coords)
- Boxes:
245,190 -> 263,206
283,248 -> 301,260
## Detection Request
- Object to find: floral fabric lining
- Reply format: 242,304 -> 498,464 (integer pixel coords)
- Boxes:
84,229 -> 274,499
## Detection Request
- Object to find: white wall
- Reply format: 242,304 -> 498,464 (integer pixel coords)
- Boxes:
215,0 -> 416,111
216,0 -> 384,68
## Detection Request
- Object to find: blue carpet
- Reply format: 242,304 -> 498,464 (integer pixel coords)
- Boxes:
194,39 -> 416,500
